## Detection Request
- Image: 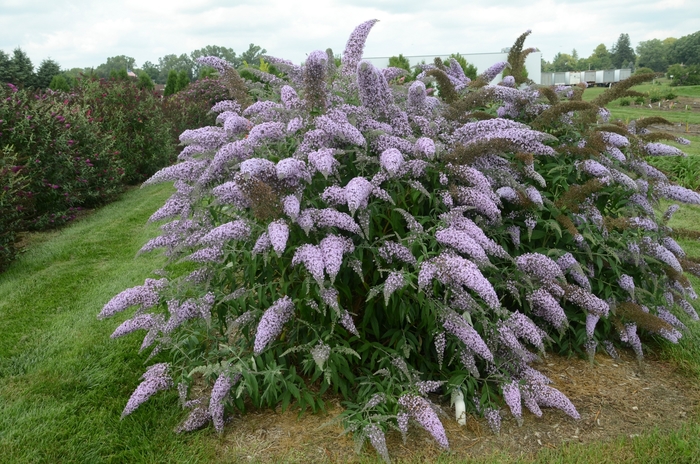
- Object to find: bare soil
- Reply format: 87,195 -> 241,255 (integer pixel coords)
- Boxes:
213,349 -> 700,463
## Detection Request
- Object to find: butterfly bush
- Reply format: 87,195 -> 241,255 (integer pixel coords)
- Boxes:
100,21 -> 700,460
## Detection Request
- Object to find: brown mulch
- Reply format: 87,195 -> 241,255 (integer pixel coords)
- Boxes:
213,349 -> 700,462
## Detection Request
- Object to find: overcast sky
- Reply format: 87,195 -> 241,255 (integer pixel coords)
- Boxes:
1,0 -> 698,71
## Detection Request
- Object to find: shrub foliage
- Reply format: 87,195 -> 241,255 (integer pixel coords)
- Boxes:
100,22 -> 700,460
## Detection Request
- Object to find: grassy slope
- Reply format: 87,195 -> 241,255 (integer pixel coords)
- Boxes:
0,183 -> 219,463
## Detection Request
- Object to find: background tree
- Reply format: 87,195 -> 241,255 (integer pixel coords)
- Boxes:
636,39 -> 670,72
176,70 -> 189,92
667,30 -> 700,66
611,33 -> 636,68
137,71 -> 155,91
141,61 -> 160,82
163,70 -> 178,96
550,52 -> 576,72
157,54 -> 193,84
239,43 -> 267,67
388,54 -> 411,72
9,48 -> 35,87
0,50 -> 12,82
585,44 -> 614,70
95,55 -> 137,79
49,74 -> 71,91
34,58 -> 61,88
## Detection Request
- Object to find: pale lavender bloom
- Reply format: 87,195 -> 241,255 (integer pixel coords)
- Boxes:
628,216 -> 658,231
253,296 -> 295,355
413,137 -> 435,160
148,195 -> 189,222
357,61 -> 393,118
247,122 -> 286,147
99,278 -> 167,319
507,311 -> 544,351
564,285 -> 610,317
532,384 -> 580,419
180,126 -> 228,150
435,332 -> 446,367
382,66 -> 408,81
252,232 -> 272,255
276,158 -> 310,183
186,246 -> 223,263
339,309 -> 360,336
378,241 -> 417,265
296,129 -> 332,156
364,393 -> 386,409
200,220 -> 251,245
618,274 -> 635,296
177,144 -> 209,160
195,56 -> 231,74
341,19 -> 379,75
344,177 -> 374,215
641,237 -> 683,272
308,148 -> 339,178
454,187 -> 501,222
507,225 -> 521,247
283,195 -> 300,221
139,234 -> 178,254
677,298 -> 699,320
431,253 -> 500,309
313,208 -> 361,234
398,394 -> 449,449
397,411 -> 409,443
479,61 -> 510,83
176,406 -> 211,433
296,208 -> 316,235
287,117 -> 304,133
267,220 -> 290,257
212,182 -> 249,208
439,172 -> 449,185
280,85 -> 301,109
644,142 -> 685,157
484,408 -> 501,434
577,159 -> 610,178
407,80 -> 427,109
372,135 -> 415,156
239,158 -> 276,180
586,313 -> 600,339
364,424 -> 390,464
606,146 -> 627,162
498,323 -> 527,357
321,186 -> 346,206
629,193 -> 655,216
662,237 -> 686,258
435,227 -> 489,265
516,253 -> 564,282
441,310 -> 493,361
657,307 -> 688,331
448,165 -> 496,200
144,160 -> 208,186
315,111 -> 366,146
460,350 -> 480,378
502,381 -> 522,421
525,186 -> 543,208
520,385 -> 543,417
383,272 -> 406,305
242,100 -> 284,122
210,372 -> 237,432
111,314 -> 161,339
657,184 -> 700,205
292,244 -> 326,285
416,380 -> 445,395
310,342 -> 331,370
453,118 -> 528,141
497,186 -> 518,203
663,204 -> 680,222
121,363 -> 173,418
619,323 -> 643,360
599,131 -> 629,148
379,148 -> 405,177
320,234 -> 354,283
465,127 -> 556,156
500,75 -> 516,87
211,100 -> 241,114
213,140 -> 254,168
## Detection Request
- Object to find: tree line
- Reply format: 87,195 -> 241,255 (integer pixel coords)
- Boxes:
542,30 -> 700,74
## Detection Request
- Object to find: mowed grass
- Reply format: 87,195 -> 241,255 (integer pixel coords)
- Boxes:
0,183 -> 221,463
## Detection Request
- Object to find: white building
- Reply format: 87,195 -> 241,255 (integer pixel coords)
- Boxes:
363,51 -> 542,85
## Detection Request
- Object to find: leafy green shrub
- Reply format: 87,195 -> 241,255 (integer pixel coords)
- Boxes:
619,97 -> 631,106
164,70 -> 178,97
49,74 -> 71,92
388,54 -> 411,72
100,22 -> 700,461
162,77 -> 232,150
668,64 -> 700,86
0,145 -> 29,271
75,77 -> 175,184
635,67 -> 654,75
0,84 -> 123,230
634,95 -> 646,105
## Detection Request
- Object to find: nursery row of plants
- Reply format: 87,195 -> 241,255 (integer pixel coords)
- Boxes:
0,74 -> 237,271
87,22 -> 700,462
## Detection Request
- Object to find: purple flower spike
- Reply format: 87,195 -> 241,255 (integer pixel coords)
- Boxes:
121,363 -> 173,418
379,148 -> 405,177
398,394 -> 449,449
345,177 -> 374,215
292,244 -> 326,285
319,234 -> 354,283
268,220 -> 289,257
210,372 -> 238,432
364,424 -> 391,463
253,296 -> 295,355
341,19 -> 379,75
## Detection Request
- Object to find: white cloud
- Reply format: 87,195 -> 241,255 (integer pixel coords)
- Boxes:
0,0 -> 698,69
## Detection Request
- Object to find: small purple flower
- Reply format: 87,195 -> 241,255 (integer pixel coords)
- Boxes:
253,296 -> 295,354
